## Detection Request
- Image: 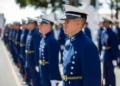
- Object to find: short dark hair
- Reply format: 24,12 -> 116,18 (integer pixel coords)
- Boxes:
50,22 -> 54,26
33,21 -> 37,26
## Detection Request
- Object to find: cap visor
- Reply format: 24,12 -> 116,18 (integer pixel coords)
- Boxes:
60,15 -> 67,20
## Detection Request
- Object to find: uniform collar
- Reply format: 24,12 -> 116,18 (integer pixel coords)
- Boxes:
116,26 -> 120,29
25,29 -> 28,32
44,30 -> 53,38
60,27 -> 63,30
100,27 -> 103,30
31,28 -> 36,32
103,27 -> 111,30
70,30 -> 84,42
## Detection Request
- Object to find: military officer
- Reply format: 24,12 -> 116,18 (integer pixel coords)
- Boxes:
83,22 -> 92,39
4,25 -> 12,50
14,22 -> 22,72
8,24 -> 13,52
25,18 -> 41,86
11,24 -> 18,65
19,19 -> 29,82
60,5 -> 101,86
22,19 -> 31,86
3,26 -> 6,43
97,22 -> 104,55
12,23 -> 19,66
38,15 -> 61,86
57,21 -> 66,64
101,18 -> 118,86
3,24 -> 10,45
112,20 -> 120,68
3,25 -> 7,43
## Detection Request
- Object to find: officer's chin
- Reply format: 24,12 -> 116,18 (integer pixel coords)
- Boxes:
63,28 -> 67,34
64,30 -> 68,35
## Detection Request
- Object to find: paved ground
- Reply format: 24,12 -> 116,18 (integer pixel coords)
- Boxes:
101,63 -> 120,86
0,40 -> 22,86
115,67 -> 120,86
0,39 -> 120,86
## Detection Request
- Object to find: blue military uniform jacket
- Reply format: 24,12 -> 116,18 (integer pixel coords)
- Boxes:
12,29 -> 17,55
83,27 -> 92,39
39,30 -> 61,80
11,29 -> 17,56
63,31 -> 101,86
20,29 -> 29,60
11,29 -> 16,43
8,29 -> 13,48
58,28 -> 66,45
101,28 -> 118,62
12,29 -> 17,46
25,28 -> 41,68
3,28 -> 9,44
97,27 -> 104,54
113,27 -> 120,57
14,29 -> 22,56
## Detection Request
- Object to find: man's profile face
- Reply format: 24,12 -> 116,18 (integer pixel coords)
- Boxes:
22,24 -> 26,29
63,18 -> 78,35
63,18 -> 84,36
114,22 -> 119,27
103,22 -> 110,28
40,23 -> 51,34
28,23 -> 35,30
99,23 -> 103,27
10,25 -> 12,29
16,25 -> 21,29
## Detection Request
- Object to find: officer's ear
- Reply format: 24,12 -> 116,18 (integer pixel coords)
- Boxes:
48,23 -> 53,28
79,18 -> 86,28
50,22 -> 54,28
82,19 -> 86,26
75,18 -> 80,26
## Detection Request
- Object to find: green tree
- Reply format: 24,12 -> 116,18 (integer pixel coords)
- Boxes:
16,0 -> 66,19
15,0 -> 83,20
116,0 -> 120,3
15,0 -> 65,11
15,0 -> 83,11
115,0 -> 120,19
104,0 -> 119,19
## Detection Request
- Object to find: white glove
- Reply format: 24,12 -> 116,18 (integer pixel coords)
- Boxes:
118,58 -> 120,63
35,66 -> 39,72
118,44 -> 120,50
50,80 -> 60,86
112,60 -> 117,67
100,51 -> 104,61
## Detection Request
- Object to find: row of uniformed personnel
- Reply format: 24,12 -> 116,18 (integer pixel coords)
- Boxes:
97,18 -> 120,86
3,5 -> 102,86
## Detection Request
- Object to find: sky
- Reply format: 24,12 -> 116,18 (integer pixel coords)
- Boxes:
0,0 -> 115,23
0,0 -> 42,23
